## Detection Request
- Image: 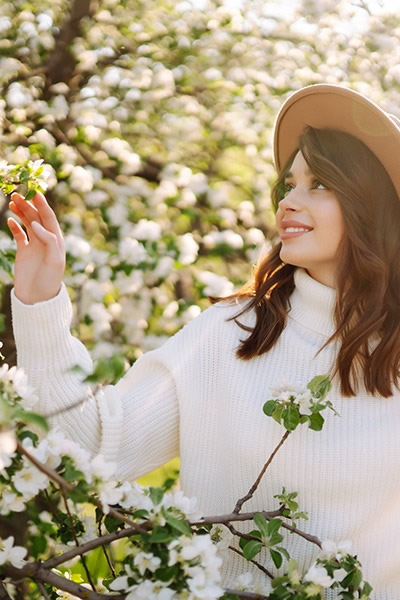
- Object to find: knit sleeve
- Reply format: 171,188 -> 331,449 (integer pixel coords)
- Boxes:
10,284 -> 179,481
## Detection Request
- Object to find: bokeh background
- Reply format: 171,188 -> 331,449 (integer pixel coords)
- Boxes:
1,0 -> 400,483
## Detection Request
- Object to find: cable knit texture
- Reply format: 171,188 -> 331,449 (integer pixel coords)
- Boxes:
11,269 -> 400,598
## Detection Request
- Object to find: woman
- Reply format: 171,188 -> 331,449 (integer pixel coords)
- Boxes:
8,84 -> 400,597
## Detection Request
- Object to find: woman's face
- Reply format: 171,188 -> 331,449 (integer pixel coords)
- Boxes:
275,151 -> 345,288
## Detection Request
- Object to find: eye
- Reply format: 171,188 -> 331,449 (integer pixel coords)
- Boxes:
312,180 -> 328,190
282,182 -> 293,196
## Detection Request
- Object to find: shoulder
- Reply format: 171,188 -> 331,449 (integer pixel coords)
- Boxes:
149,297 -> 255,361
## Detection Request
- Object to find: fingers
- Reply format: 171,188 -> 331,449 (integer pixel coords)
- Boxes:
7,217 -> 28,249
10,192 -> 42,226
31,192 -> 63,242
31,221 -> 64,267
9,200 -> 33,233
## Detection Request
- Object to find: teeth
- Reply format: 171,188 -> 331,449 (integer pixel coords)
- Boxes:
285,227 -> 311,233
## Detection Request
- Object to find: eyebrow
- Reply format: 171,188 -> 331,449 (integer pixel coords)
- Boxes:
285,168 -> 313,180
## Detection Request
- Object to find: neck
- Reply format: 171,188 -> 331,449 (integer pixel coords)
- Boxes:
289,268 -> 337,337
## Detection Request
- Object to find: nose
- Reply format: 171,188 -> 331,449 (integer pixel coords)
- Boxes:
278,187 -> 304,212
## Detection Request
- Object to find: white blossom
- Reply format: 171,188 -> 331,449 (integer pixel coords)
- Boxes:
13,465 -> 49,498
320,539 -> 353,561
197,271 -> 234,297
0,537 -> 27,569
131,219 -> 162,242
134,551 -> 162,576
177,233 -> 199,265
69,166 -> 94,193
0,431 -> 17,471
119,238 -> 148,265
303,564 -> 334,588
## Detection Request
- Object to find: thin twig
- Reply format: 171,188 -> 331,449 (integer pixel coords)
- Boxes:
43,527 -> 137,569
193,507 -> 321,548
228,545 -> 274,579
233,431 -> 291,513
5,563 -> 122,599
191,509 -> 283,527
224,591 -> 268,599
97,516 -> 117,578
61,491 -> 96,591
16,441 -> 147,533
43,395 -> 90,419
36,581 -> 51,599
224,522 -> 261,543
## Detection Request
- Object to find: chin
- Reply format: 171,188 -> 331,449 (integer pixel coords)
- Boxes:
279,249 -> 308,269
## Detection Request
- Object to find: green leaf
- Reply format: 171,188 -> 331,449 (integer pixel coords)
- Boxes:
154,564 -> 180,582
149,487 -> 164,506
267,518 -> 282,537
239,530 -> 260,551
103,514 -> 124,533
253,513 -> 269,537
149,526 -> 172,543
272,403 -> 284,424
308,412 -> 324,431
243,540 -> 262,561
14,409 -> 49,432
277,546 -> 290,560
307,375 -> 331,399
163,510 -> 192,536
283,405 -> 299,431
24,187 -> 37,201
17,430 -> 39,445
270,549 -> 283,569
31,535 -> 47,558
361,582 -> 373,596
0,252 -> 13,276
263,400 -> 277,416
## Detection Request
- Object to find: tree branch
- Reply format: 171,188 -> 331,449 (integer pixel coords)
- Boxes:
228,544 -> 274,579
44,0 -> 95,91
224,591 -> 268,600
16,441 -> 147,533
43,526 -> 138,569
233,430 -> 291,514
6,563 -> 122,600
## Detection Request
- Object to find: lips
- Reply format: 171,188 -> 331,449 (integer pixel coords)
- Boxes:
280,220 -> 313,231
280,220 -> 313,240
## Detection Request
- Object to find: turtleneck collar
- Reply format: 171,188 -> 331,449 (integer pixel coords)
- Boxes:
289,269 -> 337,338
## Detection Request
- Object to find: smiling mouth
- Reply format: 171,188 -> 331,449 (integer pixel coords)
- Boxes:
280,228 -> 313,239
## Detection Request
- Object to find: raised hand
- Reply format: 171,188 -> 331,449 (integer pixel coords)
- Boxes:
7,192 -> 66,305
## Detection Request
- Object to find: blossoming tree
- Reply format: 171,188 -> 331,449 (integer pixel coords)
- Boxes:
0,0 -> 399,597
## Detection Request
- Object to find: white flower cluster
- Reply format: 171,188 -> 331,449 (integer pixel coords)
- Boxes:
0,536 -> 27,570
110,533 -> 224,600
270,382 -> 317,416
303,539 -> 353,589
0,363 -> 38,410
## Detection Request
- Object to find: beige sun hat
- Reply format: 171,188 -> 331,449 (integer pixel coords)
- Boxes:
273,83 -> 400,199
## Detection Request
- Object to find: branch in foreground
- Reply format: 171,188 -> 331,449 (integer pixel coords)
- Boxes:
193,508 -> 321,548
229,545 -> 274,580
5,563 -> 121,600
16,441 -> 147,533
224,591 -> 268,600
233,430 -> 291,514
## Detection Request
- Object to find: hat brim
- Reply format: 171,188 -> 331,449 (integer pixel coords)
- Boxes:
273,84 -> 400,200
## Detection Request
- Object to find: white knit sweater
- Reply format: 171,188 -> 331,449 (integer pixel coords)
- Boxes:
11,269 -> 400,598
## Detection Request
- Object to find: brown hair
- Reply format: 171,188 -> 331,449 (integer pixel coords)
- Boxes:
212,126 -> 400,397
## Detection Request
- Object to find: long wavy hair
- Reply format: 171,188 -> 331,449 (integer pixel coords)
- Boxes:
212,126 -> 400,397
